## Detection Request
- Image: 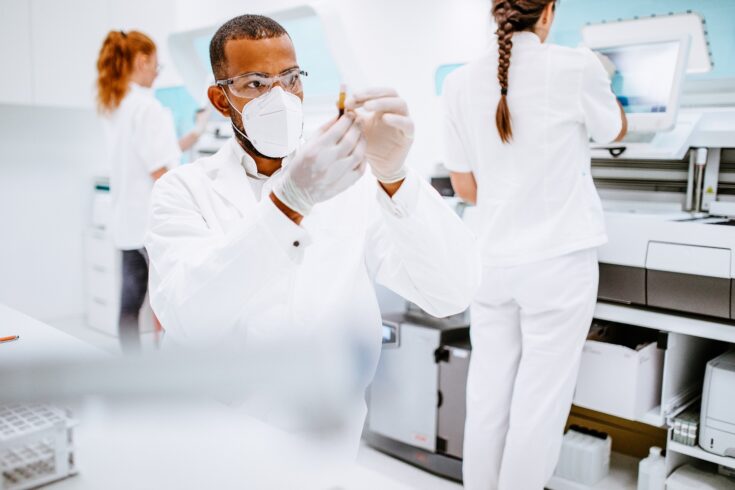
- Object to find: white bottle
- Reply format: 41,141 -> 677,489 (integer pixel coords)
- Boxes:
637,446 -> 666,490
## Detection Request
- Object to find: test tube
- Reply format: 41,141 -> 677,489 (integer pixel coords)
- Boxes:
337,84 -> 347,117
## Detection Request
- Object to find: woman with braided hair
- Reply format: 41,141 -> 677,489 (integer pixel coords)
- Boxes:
443,1 -> 626,488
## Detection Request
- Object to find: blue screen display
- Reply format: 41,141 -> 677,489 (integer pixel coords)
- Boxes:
549,0 -> 735,80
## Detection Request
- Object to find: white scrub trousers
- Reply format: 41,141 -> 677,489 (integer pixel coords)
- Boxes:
463,248 -> 599,490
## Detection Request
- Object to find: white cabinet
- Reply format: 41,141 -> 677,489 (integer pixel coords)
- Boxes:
84,227 -> 155,336
84,228 -> 122,335
0,0 -> 33,104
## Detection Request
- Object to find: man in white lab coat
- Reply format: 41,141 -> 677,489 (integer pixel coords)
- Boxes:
145,14 -> 480,454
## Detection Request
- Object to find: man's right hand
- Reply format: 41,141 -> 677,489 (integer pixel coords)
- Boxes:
273,113 -> 367,217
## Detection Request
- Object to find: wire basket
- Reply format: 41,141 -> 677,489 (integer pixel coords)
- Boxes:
0,405 -> 76,490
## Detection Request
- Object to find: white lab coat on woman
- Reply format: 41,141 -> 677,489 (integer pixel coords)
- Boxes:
444,31 -> 622,489
145,137 -> 481,453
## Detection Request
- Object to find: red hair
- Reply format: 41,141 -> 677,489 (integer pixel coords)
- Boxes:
96,30 -> 156,113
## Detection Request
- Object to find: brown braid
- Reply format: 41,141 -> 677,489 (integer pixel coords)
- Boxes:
492,0 -> 556,143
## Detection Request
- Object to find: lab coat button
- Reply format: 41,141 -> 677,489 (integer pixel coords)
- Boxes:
293,240 -> 300,247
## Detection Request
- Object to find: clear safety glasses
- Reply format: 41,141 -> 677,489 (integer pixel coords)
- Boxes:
216,68 -> 308,98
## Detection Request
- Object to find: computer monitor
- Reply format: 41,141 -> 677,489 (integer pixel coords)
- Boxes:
590,36 -> 690,133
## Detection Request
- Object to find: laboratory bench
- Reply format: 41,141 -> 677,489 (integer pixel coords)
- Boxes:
0,304 -> 412,490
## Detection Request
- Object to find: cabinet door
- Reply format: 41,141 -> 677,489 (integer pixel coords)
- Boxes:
30,0 -> 109,108
0,0 -> 33,104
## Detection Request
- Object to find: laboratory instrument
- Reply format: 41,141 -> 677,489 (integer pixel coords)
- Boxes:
365,304 -> 470,481
700,349 -> 735,458
590,36 -> 691,136
587,14 -> 735,321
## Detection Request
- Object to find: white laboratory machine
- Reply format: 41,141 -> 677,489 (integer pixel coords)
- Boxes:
699,349 -> 735,458
364,305 -> 470,482
584,14 -> 735,322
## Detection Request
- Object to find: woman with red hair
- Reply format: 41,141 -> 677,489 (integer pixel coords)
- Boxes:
96,30 -> 205,352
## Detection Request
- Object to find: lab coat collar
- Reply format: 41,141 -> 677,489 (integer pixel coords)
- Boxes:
129,82 -> 153,95
513,31 -> 541,45
206,139 -> 259,214
229,138 -> 276,180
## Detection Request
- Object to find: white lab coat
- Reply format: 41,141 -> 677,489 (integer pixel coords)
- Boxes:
103,83 -> 181,250
443,32 -> 620,489
145,138 -> 481,451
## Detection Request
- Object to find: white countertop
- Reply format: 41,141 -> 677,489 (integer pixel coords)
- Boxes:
0,304 -> 107,366
0,304 -> 411,489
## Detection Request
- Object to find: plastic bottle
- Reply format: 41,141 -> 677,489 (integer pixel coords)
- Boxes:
637,446 -> 666,490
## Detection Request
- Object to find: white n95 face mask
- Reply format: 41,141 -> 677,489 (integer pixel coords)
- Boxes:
227,86 -> 304,159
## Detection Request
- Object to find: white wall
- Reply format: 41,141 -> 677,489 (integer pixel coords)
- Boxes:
0,105 -> 105,321
175,0 -> 493,176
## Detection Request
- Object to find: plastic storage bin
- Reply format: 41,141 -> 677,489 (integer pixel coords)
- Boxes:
554,426 -> 611,485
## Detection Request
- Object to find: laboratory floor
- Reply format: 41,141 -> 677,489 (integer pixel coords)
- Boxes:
48,316 -> 464,490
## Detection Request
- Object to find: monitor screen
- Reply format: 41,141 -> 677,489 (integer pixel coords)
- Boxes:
597,40 -> 682,114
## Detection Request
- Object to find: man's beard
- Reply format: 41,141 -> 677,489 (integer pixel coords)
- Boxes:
231,114 -> 278,161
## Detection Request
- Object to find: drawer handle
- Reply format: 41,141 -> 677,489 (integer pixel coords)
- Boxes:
92,265 -> 107,273
92,297 -> 107,306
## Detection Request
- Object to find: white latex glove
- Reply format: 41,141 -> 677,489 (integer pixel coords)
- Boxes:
346,88 -> 414,184
595,52 -> 617,81
274,114 -> 367,216
193,107 -> 210,136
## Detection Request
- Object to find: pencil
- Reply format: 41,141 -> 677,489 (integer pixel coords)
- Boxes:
0,335 -> 19,343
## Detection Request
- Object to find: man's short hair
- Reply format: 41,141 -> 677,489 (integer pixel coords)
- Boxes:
209,14 -> 289,79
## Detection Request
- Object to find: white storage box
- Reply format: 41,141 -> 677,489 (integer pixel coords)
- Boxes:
574,338 -> 664,420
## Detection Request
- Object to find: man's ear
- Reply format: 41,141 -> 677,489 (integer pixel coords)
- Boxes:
208,85 -> 231,118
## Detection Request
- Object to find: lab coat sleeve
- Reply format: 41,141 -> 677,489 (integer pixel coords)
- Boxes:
579,48 -> 623,144
364,169 -> 481,318
145,171 -> 309,344
133,101 -> 182,172
442,71 -> 474,173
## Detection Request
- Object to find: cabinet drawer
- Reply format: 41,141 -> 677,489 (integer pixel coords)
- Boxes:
85,266 -> 120,302
87,296 -> 118,336
84,231 -> 119,269
647,270 -> 731,319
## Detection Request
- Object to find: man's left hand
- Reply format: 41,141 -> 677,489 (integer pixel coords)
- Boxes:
346,88 -> 414,186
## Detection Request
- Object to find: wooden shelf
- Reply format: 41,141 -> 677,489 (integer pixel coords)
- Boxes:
546,452 -> 639,490
667,440 -> 735,471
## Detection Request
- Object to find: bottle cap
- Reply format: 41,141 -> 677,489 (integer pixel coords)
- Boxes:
650,446 -> 662,457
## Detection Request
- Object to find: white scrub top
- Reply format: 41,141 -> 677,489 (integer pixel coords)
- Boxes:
443,31 -> 622,267
103,83 -> 181,250
145,137 -> 480,389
